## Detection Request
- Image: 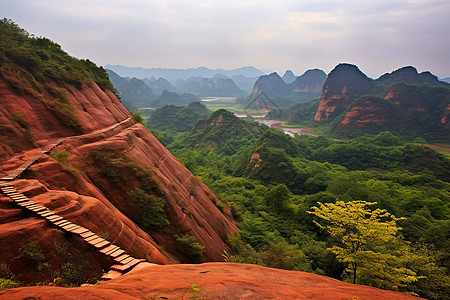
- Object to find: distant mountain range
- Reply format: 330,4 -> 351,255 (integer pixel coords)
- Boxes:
246,69 -> 327,107
104,65 -> 264,84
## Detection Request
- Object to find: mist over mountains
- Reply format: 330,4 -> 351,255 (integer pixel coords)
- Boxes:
105,65 -> 265,83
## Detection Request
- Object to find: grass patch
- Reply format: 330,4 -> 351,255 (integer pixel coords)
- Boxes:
50,150 -> 83,180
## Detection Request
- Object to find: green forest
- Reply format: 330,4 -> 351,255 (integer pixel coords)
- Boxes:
147,106 -> 450,300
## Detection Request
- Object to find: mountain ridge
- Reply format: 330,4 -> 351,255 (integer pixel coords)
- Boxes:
105,64 -> 265,83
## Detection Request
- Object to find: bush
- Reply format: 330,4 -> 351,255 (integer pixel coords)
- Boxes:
129,188 -> 169,230
176,234 -> 205,259
18,241 -> 45,266
129,110 -> 144,124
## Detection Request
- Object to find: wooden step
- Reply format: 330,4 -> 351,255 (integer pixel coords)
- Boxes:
86,237 -> 104,245
29,206 -> 47,212
38,211 -> 54,217
85,235 -> 99,242
70,227 -> 89,235
55,221 -> 71,227
99,245 -> 118,255
114,254 -> 130,263
111,259 -> 140,272
101,270 -> 123,280
46,215 -> 63,222
80,231 -> 95,238
18,201 -> 35,207
109,249 -> 125,258
120,256 -> 134,265
62,224 -> 78,231
54,220 -> 69,226
93,240 -> 110,248
14,198 -> 29,203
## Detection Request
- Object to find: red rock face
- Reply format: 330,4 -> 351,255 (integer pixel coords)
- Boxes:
339,98 -> 391,126
0,263 -> 425,300
0,79 -> 238,283
315,64 -> 372,122
441,104 -> 450,127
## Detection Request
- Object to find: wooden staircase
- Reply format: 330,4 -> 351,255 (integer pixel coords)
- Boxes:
0,118 -> 151,281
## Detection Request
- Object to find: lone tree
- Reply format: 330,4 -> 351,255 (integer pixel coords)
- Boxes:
308,200 -> 418,290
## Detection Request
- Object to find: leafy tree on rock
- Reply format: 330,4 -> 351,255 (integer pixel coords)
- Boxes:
308,200 -> 418,290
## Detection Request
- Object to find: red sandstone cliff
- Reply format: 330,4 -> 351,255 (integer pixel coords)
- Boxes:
0,78 -> 238,284
314,63 -> 372,122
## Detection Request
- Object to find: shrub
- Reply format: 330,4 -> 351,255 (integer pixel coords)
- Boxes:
61,258 -> 86,286
175,234 -> 205,259
129,110 -> 144,124
129,188 -> 169,230
18,241 -> 45,266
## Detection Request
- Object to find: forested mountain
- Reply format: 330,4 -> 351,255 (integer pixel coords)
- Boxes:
147,101 -> 211,132
315,64 -> 450,142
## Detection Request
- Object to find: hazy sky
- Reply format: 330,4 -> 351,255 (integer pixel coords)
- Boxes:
2,0 -> 450,78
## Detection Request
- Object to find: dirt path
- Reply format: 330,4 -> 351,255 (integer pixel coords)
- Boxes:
428,144 -> 450,153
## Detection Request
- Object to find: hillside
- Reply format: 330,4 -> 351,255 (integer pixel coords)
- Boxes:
0,19 -> 237,285
147,101 -> 211,132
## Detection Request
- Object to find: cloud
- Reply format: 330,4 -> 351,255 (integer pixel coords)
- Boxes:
1,0 -> 449,77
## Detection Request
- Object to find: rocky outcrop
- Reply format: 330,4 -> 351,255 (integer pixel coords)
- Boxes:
314,64 -> 372,122
0,262 -> 425,300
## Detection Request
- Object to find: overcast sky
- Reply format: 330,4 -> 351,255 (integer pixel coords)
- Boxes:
2,0 -> 450,78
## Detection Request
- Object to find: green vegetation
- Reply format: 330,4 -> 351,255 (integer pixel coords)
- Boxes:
0,264 -> 19,291
147,107 -> 450,299
92,147 -> 168,232
0,19 -> 113,90
129,188 -> 169,229
147,102 -> 211,132
18,241 -> 45,267
50,150 -> 83,180
309,201 -> 418,289
0,19 -> 117,133
129,110 -> 144,124
175,234 -> 205,259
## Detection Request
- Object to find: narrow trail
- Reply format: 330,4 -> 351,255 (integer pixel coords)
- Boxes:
0,117 -> 153,281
